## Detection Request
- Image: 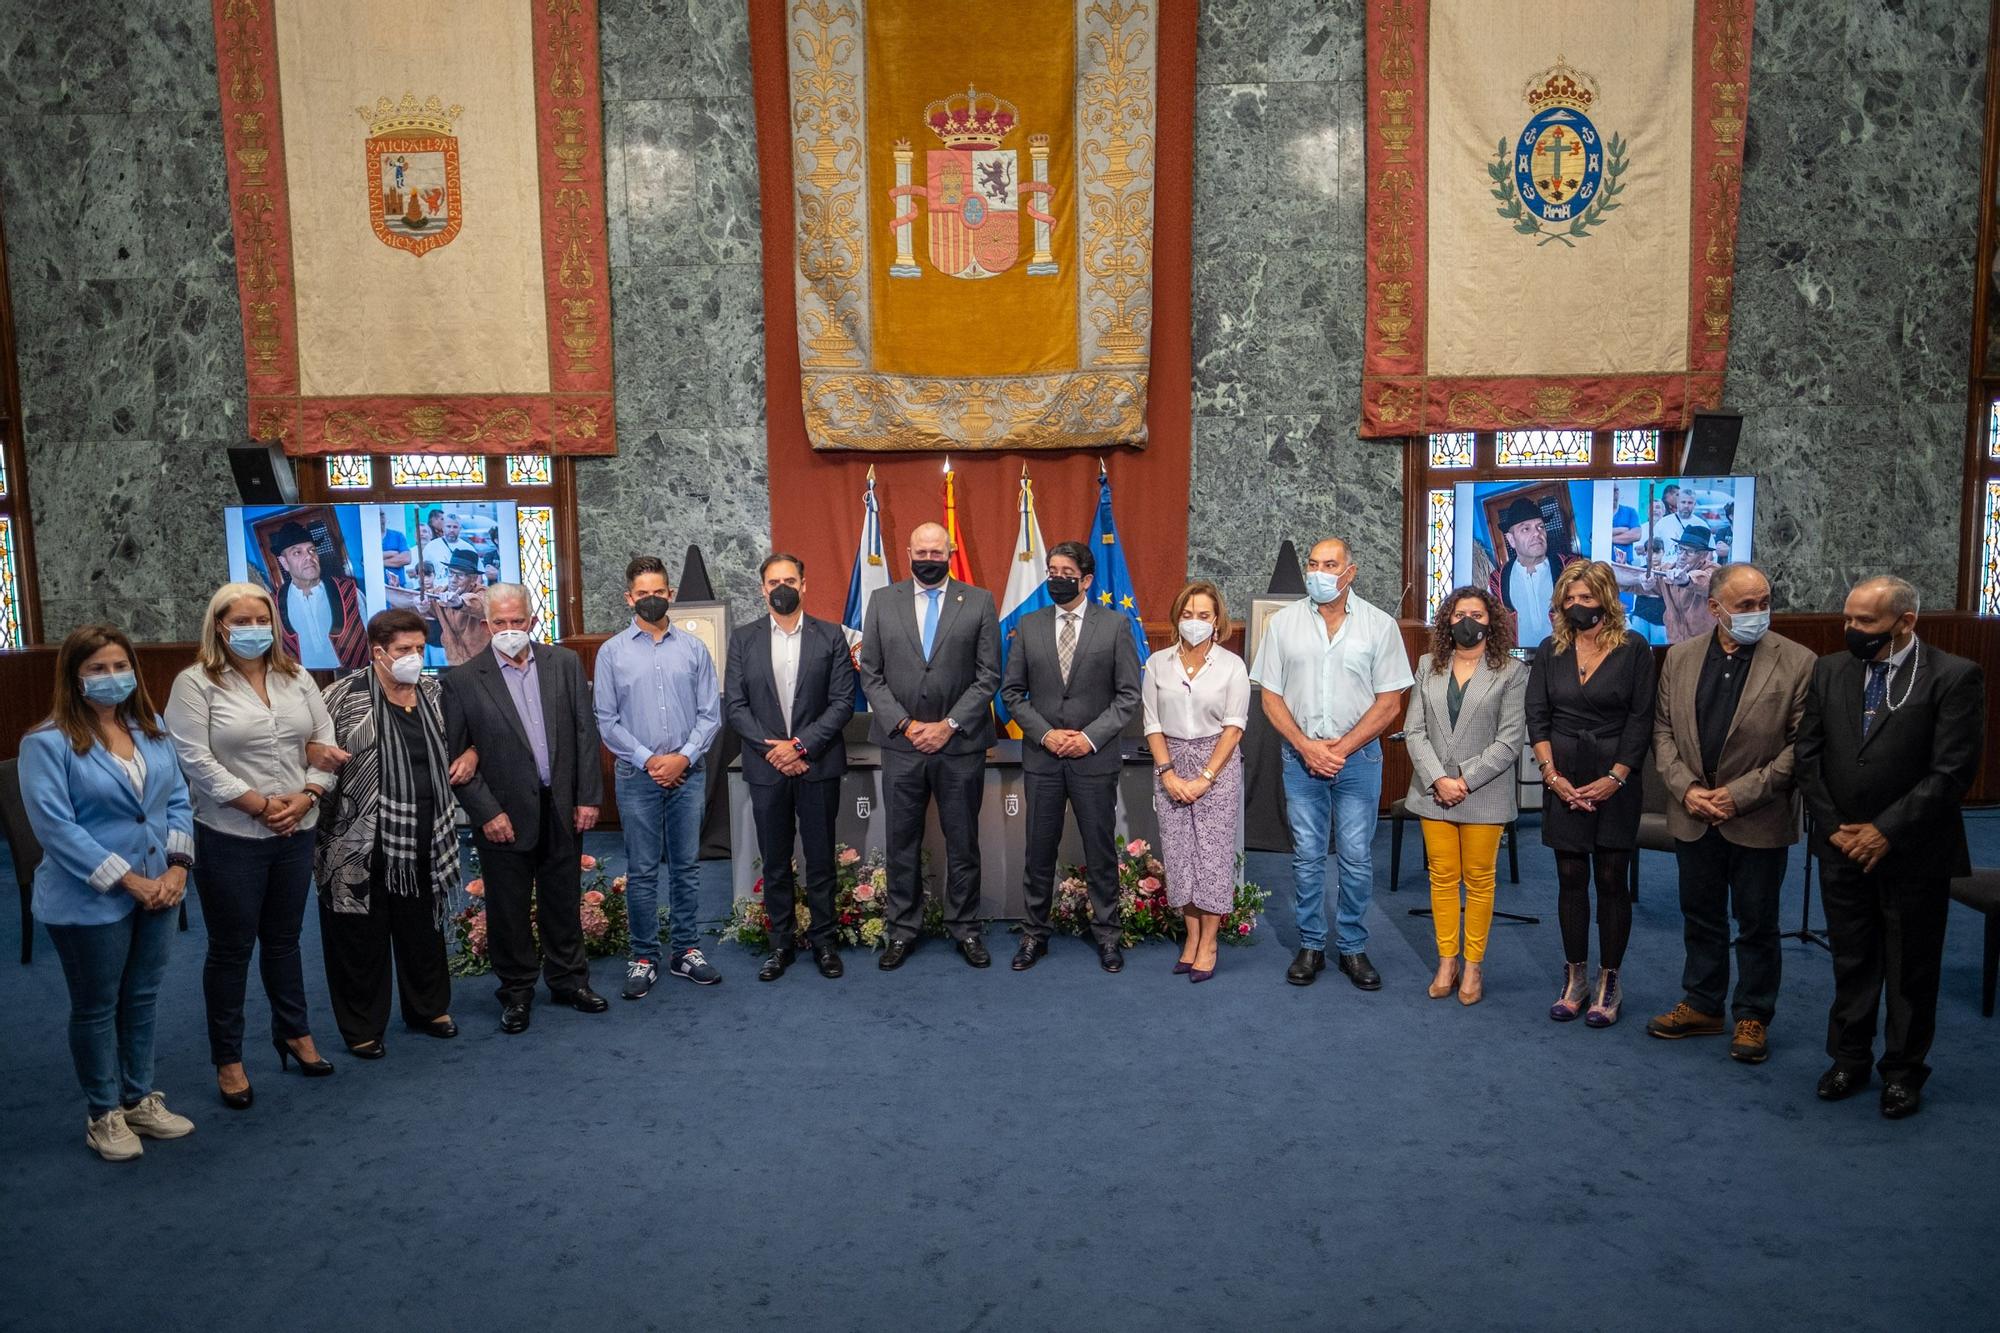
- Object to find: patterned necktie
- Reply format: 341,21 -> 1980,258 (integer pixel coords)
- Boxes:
921,587 -> 942,660
1058,612 -> 1077,684
1862,661 -> 1890,738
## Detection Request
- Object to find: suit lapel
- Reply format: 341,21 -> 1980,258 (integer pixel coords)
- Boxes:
1674,639 -> 1703,753
930,581 -> 968,654
895,583 -> 926,659
1857,651 -> 1917,754
1452,659 -> 1497,736
1722,640 -> 1776,746
532,644 -> 565,757
750,616 -> 780,732
476,651 -> 535,754
87,732 -> 144,813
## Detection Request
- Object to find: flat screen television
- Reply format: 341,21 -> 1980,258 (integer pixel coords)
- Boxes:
1452,476 -> 1755,649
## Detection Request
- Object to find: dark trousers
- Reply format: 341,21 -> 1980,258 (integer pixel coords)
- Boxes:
319,882 -> 452,1048
1674,828 -> 1787,1024
193,823 -> 316,1065
1021,765 -> 1119,945
750,776 -> 840,950
881,746 -> 983,942
1819,858 -> 1951,1088
478,788 -> 586,1006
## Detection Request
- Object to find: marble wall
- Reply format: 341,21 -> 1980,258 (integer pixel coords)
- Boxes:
0,0 -> 1986,640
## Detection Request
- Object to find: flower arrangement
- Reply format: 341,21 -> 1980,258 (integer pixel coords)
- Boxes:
718,845 -> 943,952
1052,838 -> 1268,947
449,852 -> 630,977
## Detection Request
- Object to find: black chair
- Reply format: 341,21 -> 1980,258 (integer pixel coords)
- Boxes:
1387,796 -> 1521,892
1948,870 -> 2000,1018
1629,761 -> 1676,903
0,758 -> 44,964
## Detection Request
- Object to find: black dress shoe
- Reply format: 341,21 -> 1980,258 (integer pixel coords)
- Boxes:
879,938 -> 914,970
550,986 -> 608,1013
759,948 -> 795,982
1880,1082 -> 1922,1120
1816,1066 -> 1871,1101
1337,952 -> 1383,991
1098,944 -> 1125,973
217,1072 -> 254,1110
346,1039 -> 386,1060
958,936 -> 992,969
1286,948 -> 1326,986
1012,937 -> 1048,971
407,1017 -> 458,1039
813,943 -> 844,978
500,1003 -> 531,1035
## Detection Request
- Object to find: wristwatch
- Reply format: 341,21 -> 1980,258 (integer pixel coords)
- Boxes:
1199,767 -> 1216,782
945,717 -> 961,731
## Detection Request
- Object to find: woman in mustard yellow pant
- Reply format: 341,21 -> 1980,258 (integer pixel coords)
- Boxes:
1401,588 -> 1528,1004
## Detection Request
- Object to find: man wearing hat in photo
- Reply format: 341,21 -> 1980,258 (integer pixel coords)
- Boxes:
1655,524 -> 1720,644
270,518 -> 370,669
430,548 -> 493,665
1486,496 -> 1582,650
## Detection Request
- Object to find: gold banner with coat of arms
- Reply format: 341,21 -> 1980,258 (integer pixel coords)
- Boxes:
782,0 -> 1160,451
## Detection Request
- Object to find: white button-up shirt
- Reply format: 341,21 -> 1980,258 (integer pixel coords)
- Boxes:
164,663 -> 341,838
770,614 -> 804,734
1250,593 -> 1414,740
1142,645 -> 1251,740
286,582 -> 337,669
1509,558 -> 1558,648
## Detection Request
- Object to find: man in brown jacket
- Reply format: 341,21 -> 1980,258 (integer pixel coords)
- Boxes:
1645,563 -> 1816,1062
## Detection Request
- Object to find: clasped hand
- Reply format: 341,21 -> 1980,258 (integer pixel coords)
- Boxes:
1297,738 -> 1346,778
259,791 -> 313,835
1041,729 -> 1091,759
904,720 -> 953,753
1830,822 -> 1890,872
644,752 -> 692,788
1684,785 -> 1737,823
125,864 -> 186,911
762,739 -> 810,778
1430,776 -> 1470,808
1160,770 -> 1212,806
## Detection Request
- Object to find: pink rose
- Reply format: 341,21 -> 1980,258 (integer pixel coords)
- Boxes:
853,883 -> 875,902
839,847 -> 862,865
1237,922 -> 1251,935
612,876 -> 627,893
465,878 -> 485,898
1139,876 -> 1162,893
1125,839 -> 1148,856
583,890 -> 605,905
580,854 -> 598,870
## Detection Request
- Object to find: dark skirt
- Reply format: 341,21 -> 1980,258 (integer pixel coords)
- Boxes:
1539,728 -> 1642,852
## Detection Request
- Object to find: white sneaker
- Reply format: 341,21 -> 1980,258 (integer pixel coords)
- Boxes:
85,1108 -> 143,1161
122,1091 -> 194,1140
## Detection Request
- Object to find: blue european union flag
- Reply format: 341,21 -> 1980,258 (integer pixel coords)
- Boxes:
1087,472 -> 1148,662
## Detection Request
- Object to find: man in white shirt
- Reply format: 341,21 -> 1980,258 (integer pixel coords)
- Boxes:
1653,483 -> 1695,548
421,510 -> 474,581
1252,538 -> 1414,989
1486,497 -> 1579,650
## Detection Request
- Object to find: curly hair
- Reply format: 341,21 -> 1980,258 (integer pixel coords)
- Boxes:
1547,560 -> 1630,655
1427,585 -> 1514,671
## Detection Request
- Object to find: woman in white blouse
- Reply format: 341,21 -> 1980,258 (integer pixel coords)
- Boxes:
166,583 -> 345,1108
1143,581 -> 1251,981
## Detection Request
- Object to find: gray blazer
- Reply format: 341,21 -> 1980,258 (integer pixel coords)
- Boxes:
1401,651 -> 1529,824
858,578 -> 1001,753
999,603 -> 1142,776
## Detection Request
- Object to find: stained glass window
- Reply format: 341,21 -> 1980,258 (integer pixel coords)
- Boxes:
1988,402 -> 2000,461
1427,433 -> 1475,469
1426,488 -> 1455,621
326,455 -> 374,489
0,450 -> 10,496
389,454 -> 487,488
505,454 -> 553,486
1982,481 -> 2000,615
1496,430 -> 1593,468
517,504 -> 560,642
1612,429 -> 1661,466
0,516 -> 23,649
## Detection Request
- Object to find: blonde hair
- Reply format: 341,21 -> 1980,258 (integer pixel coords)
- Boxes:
198,582 -> 300,682
1547,560 -> 1630,654
1171,580 -> 1231,643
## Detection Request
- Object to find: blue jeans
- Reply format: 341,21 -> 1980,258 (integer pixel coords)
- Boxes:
1281,740 -> 1383,955
46,906 -> 178,1118
616,761 -> 706,961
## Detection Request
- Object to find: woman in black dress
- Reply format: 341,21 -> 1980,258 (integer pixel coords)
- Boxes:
1525,560 -> 1655,1027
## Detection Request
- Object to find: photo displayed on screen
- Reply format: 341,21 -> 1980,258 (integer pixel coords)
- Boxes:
1453,476 -> 1755,650
228,501 -> 522,671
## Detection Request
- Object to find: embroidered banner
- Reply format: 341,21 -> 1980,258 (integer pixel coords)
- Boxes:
212,0 -> 615,455
759,0 -> 1173,451
1361,0 -> 1752,437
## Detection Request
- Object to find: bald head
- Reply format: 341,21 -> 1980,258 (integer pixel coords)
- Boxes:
1303,538 -> 1356,606
908,522 -> 951,587
1707,562 -> 1769,609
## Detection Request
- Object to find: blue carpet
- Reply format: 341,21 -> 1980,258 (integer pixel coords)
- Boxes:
3,814 -> 1998,1330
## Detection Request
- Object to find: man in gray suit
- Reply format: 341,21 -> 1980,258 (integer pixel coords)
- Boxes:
1000,540 -> 1143,972
858,522 -> 1002,970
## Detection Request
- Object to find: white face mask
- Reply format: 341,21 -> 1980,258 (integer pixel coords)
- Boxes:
491,628 -> 533,658
386,652 -> 424,684
1178,618 -> 1214,646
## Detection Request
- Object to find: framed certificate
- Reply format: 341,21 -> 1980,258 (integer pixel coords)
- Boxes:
671,600 -> 730,687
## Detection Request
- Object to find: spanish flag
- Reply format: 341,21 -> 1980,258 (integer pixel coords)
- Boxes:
942,458 -> 976,587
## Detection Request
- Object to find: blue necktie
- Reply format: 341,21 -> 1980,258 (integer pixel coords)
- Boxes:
1862,661 -> 1890,738
921,587 -> 942,660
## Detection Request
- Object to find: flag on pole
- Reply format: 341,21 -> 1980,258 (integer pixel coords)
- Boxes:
1088,462 -> 1149,662
942,457 -> 975,586
994,467 -> 1052,736
842,466 -> 889,710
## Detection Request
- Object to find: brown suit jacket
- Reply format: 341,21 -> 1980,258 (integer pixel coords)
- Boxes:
1652,628 -> 1815,847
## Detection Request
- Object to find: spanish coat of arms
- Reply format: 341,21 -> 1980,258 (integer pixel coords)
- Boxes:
359,93 -> 464,258
887,85 -> 1060,280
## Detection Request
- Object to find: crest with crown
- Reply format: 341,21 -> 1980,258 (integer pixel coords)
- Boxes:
924,85 -> 1019,150
356,93 -> 465,137
1523,57 -> 1598,114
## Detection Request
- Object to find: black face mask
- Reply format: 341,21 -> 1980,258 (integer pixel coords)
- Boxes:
1845,626 -> 1894,661
767,585 -> 801,616
1450,617 -> 1489,648
911,559 -> 950,587
1046,575 -> 1080,606
633,594 -> 670,623
1563,603 -> 1605,632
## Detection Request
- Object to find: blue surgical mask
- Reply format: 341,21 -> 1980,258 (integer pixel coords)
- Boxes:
81,671 -> 137,706
1304,570 -> 1345,605
1727,610 -> 1771,645
227,625 -> 275,658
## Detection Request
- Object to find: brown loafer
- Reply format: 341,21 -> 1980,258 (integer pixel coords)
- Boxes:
1645,1002 -> 1725,1039
1729,1018 -> 1770,1063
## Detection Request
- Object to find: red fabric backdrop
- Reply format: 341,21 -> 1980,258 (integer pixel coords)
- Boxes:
748,0 -> 1196,626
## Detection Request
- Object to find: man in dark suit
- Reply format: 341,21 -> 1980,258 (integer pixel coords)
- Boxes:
1796,575 -> 1984,1119
858,521 -> 1001,970
999,540 -> 1142,972
723,553 -> 857,982
441,583 -> 608,1034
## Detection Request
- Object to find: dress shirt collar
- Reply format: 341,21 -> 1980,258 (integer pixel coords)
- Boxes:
1055,599 -> 1087,620
770,613 -> 804,638
494,642 -> 535,673
1880,633 -> 1918,671
627,617 -> 673,641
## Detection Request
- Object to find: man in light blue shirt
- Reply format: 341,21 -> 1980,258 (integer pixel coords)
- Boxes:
594,555 -> 723,997
1251,537 -> 1414,990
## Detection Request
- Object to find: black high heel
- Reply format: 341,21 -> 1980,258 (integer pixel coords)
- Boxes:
217,1069 -> 254,1111
275,1038 -> 336,1077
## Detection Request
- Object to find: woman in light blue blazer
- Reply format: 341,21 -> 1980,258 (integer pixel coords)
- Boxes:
21,625 -> 198,1162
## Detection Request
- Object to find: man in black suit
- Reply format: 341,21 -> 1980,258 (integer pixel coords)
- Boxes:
999,540 -> 1142,972
723,553 -> 857,982
858,521 -> 1001,970
441,583 -> 608,1033
1796,575 -> 1984,1119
